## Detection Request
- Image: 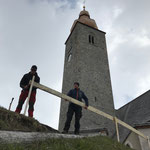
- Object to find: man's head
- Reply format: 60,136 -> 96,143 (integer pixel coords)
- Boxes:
31,65 -> 37,75
74,82 -> 79,89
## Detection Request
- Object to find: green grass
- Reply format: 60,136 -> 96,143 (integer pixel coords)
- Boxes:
0,136 -> 132,150
0,106 -> 132,150
0,106 -> 57,132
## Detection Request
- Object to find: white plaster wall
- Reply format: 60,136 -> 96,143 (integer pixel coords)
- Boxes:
138,128 -> 150,150
124,132 -> 141,150
124,128 -> 150,150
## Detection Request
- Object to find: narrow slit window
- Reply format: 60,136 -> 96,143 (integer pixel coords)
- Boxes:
92,36 -> 94,44
89,35 -> 91,43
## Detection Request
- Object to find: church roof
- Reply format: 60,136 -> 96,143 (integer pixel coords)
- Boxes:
135,121 -> 150,129
70,7 -> 98,32
116,90 -> 150,142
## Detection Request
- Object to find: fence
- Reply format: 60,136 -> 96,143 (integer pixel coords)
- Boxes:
24,76 -> 150,148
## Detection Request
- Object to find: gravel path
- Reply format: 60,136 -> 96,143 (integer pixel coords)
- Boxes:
0,131 -> 100,143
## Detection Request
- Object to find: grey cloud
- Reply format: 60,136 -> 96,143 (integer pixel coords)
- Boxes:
84,0 -> 150,108
0,0 -> 150,128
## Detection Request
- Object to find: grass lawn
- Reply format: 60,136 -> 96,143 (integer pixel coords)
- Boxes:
0,136 -> 132,150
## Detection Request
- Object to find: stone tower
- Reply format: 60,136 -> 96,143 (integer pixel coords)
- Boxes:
59,7 -> 115,135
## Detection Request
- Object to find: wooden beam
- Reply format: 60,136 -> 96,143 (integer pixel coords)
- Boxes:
114,117 -> 120,142
24,76 -> 35,115
32,81 -> 114,121
32,81 -> 148,141
116,118 -> 147,139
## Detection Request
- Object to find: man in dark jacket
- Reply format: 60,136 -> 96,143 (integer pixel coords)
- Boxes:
15,65 -> 40,117
62,82 -> 89,134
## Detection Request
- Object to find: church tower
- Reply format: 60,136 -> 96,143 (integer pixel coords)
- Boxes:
59,7 -> 115,135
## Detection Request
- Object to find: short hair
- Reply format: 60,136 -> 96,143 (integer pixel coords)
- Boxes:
31,65 -> 37,71
74,82 -> 79,87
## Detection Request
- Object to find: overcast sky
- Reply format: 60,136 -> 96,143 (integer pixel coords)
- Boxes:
0,0 -> 150,129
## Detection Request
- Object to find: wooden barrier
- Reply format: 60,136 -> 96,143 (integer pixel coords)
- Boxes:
28,81 -> 150,147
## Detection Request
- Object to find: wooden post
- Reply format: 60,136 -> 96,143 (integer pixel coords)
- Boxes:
8,97 -> 14,111
147,136 -> 150,149
114,117 -> 120,142
116,118 -> 147,139
23,76 -> 35,116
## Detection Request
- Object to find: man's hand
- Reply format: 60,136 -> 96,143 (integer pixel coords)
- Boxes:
84,106 -> 88,109
24,85 -> 29,89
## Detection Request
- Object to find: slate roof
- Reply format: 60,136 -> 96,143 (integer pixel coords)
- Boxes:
116,90 -> 150,142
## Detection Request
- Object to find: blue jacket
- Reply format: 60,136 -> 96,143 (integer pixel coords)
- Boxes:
67,88 -> 89,107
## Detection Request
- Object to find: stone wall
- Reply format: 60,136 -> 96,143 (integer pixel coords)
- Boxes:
59,22 -> 115,136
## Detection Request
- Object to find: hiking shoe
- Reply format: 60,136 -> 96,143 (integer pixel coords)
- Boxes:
62,130 -> 68,134
74,131 -> 80,135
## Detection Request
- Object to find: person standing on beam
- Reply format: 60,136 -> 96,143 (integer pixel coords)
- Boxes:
15,65 -> 40,117
62,82 -> 89,135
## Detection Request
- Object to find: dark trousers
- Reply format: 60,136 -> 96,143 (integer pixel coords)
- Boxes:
64,104 -> 82,133
15,90 -> 36,117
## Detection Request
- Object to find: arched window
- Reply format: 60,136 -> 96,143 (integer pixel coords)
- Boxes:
126,144 -> 131,148
125,142 -> 133,149
67,46 -> 72,62
68,53 -> 72,62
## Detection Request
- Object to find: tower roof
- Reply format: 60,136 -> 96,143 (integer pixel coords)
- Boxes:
70,7 -> 98,32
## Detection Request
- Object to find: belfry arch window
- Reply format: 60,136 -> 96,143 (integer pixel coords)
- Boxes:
89,35 -> 95,44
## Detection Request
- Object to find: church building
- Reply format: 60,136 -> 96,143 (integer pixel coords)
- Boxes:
59,7 -> 150,150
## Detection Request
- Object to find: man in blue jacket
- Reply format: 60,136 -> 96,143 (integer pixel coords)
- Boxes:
62,82 -> 89,134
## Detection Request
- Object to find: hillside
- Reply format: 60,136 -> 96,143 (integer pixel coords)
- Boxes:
0,106 -> 58,132
0,106 -> 132,150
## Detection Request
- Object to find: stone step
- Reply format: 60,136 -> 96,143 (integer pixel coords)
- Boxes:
0,130 -> 101,143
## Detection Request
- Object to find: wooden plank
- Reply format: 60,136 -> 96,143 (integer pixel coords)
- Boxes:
116,118 -> 147,139
87,106 -> 113,121
32,81 -> 114,121
24,76 -> 35,115
32,81 -> 148,141
114,117 -> 120,142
